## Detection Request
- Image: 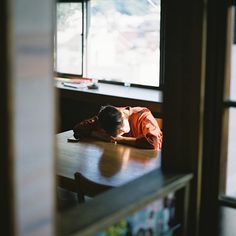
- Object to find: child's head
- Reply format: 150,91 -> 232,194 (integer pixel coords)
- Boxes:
98,105 -> 122,136
98,105 -> 130,136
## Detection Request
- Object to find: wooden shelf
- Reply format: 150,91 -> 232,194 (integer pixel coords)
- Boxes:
59,170 -> 193,236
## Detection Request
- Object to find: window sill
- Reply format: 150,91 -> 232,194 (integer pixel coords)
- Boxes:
56,81 -> 163,113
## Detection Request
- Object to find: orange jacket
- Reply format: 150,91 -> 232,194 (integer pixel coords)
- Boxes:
73,107 -> 162,150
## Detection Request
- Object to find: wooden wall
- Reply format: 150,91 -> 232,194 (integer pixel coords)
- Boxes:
58,89 -> 162,132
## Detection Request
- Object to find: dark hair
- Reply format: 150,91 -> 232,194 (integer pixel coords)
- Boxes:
97,105 -> 123,135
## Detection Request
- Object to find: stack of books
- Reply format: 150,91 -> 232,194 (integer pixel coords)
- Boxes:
55,77 -> 93,89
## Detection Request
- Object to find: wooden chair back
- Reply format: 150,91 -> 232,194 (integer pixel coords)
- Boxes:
155,118 -> 163,130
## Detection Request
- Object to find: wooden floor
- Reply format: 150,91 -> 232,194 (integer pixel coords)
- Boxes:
218,206 -> 236,236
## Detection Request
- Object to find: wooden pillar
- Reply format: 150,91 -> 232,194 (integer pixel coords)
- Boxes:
0,0 -> 56,235
162,0 -> 207,235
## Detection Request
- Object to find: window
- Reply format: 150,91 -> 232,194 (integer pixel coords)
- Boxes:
56,2 -> 83,75
55,0 -> 162,88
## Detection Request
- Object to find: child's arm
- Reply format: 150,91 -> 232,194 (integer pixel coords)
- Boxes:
111,135 -> 159,149
73,116 -> 98,139
111,136 -> 137,147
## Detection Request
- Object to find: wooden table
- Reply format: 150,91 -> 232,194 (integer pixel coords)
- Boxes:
57,130 -> 161,200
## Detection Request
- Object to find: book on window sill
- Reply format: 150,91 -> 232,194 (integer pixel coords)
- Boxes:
61,82 -> 88,89
55,77 -> 92,84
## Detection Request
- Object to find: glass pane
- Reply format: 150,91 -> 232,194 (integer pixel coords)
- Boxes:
56,3 -> 82,74
226,108 -> 236,197
86,0 -> 161,87
230,8 -> 236,100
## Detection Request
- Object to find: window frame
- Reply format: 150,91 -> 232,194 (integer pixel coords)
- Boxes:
200,1 -> 236,234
